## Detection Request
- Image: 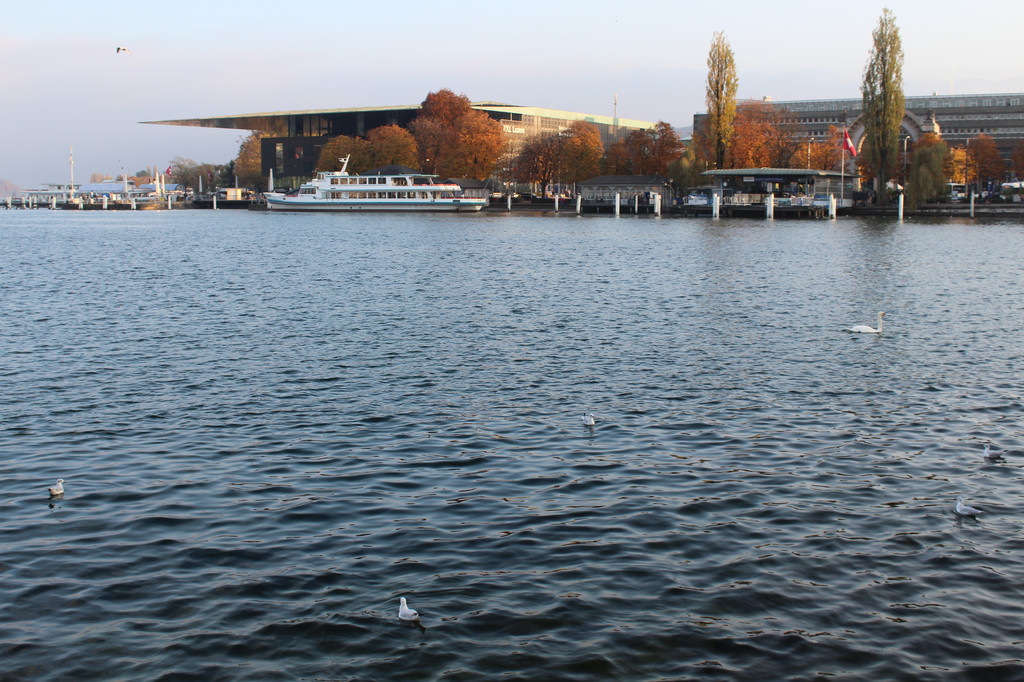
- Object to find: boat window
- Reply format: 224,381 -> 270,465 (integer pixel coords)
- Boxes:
413,177 -> 431,185
393,178 -> 408,186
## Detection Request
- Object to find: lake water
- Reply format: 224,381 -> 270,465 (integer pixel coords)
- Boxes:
3,208 -> 1024,681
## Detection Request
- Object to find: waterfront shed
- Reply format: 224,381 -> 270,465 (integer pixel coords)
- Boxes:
703,168 -> 851,205
578,175 -> 673,205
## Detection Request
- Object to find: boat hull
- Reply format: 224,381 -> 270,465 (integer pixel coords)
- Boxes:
265,196 -> 486,212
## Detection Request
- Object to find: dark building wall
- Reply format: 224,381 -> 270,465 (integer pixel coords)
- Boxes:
262,137 -> 327,184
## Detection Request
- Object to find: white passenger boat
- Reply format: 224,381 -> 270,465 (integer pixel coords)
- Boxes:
264,156 -> 486,212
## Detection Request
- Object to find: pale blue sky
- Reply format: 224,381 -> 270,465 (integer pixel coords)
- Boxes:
3,0 -> 1022,187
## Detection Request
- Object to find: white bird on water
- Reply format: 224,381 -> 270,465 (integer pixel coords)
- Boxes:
48,479 -> 64,497
398,597 -> 419,621
954,496 -> 984,516
983,443 -> 1005,463
581,413 -> 596,426
849,311 -> 885,334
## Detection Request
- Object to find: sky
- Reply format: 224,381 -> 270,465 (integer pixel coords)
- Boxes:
3,0 -> 1024,189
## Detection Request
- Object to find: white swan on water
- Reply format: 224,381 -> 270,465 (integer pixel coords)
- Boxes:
48,479 -> 64,497
399,597 -> 419,621
849,312 -> 885,334
954,496 -> 984,516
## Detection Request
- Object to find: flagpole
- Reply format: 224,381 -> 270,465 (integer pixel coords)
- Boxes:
841,145 -> 845,206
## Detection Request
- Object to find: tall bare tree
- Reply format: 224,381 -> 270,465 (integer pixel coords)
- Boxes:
705,31 -> 739,169
861,8 -> 904,204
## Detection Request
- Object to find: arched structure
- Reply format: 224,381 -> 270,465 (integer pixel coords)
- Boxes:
844,111 -> 941,174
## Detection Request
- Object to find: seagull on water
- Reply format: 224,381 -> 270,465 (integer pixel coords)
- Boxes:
398,596 -> 419,621
116,47 -> 132,55
954,496 -> 984,516
849,311 -> 885,334
983,443 -> 1005,463
581,413 -> 596,426
48,479 -> 64,497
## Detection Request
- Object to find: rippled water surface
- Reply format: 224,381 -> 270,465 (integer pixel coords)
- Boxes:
3,209 -> 1024,680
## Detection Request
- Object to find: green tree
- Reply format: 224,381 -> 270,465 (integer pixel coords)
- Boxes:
705,31 -> 739,169
668,145 -> 707,192
906,133 -> 949,210
861,8 -> 904,205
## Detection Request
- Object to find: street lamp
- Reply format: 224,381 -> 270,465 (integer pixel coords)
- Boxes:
903,135 -> 909,183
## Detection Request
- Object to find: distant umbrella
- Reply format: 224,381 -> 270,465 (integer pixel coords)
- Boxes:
116,47 -> 132,55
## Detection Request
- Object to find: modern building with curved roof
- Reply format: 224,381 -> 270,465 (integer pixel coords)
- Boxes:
147,102 -> 657,185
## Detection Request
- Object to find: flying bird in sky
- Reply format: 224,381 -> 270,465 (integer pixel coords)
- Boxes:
116,47 -> 132,55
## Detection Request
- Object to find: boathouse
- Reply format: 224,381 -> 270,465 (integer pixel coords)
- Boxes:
704,168 -> 850,203
578,175 -> 673,204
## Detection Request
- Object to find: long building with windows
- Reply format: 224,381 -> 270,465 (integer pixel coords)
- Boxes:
695,92 -> 1024,160
147,103 -> 656,186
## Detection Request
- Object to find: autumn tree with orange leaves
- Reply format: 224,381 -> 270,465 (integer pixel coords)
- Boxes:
732,102 -> 800,169
510,135 -> 562,196
409,89 -> 504,179
1012,140 -> 1024,179
365,125 -> 419,168
601,139 -> 632,175
559,121 -> 604,183
510,122 -> 605,195
316,135 -> 371,173
621,122 -> 684,176
794,125 -> 843,171
969,134 -> 1005,186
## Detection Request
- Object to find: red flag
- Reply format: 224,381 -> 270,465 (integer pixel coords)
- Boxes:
843,129 -> 857,157
165,165 -> 172,176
